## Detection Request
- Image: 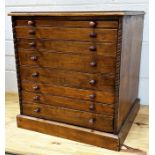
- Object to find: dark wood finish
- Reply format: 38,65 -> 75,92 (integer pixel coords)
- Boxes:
16,98 -> 140,151
16,39 -> 117,56
17,115 -> 119,150
118,99 -> 140,145
22,103 -> 113,132
10,11 -> 144,151
20,66 -> 115,91
114,15 -> 144,133
15,27 -> 117,42
21,81 -> 115,104
18,51 -> 116,74
21,91 -> 114,116
15,18 -> 118,28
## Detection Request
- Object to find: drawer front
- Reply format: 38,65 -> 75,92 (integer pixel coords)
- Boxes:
22,91 -> 114,116
15,27 -> 117,42
17,39 -> 117,57
18,51 -> 116,74
20,67 -> 115,91
21,81 -> 115,104
22,103 -> 114,132
15,17 -> 118,28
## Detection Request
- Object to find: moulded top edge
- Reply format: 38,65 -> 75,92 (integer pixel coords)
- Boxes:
8,11 -> 145,17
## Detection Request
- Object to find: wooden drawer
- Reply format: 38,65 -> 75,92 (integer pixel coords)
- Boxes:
22,103 -> 114,132
18,51 -> 116,74
21,81 -> 115,104
15,17 -> 118,28
17,39 -> 117,57
20,67 -> 115,91
15,27 -> 117,42
22,91 -> 114,116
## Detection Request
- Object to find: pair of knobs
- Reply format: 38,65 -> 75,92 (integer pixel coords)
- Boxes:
33,107 -> 95,125
29,42 -> 97,52
27,20 -> 97,26
32,80 -> 96,91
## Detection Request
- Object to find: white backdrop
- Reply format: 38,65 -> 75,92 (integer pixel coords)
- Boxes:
5,0 -> 149,105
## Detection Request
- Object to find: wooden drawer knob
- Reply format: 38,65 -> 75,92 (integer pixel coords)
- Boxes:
89,46 -> 96,51
28,20 -> 35,26
89,93 -> 96,99
89,79 -> 96,85
89,104 -> 95,110
29,42 -> 36,47
32,72 -> 39,77
34,107 -> 40,113
89,21 -> 97,28
33,85 -> 40,90
33,95 -> 40,101
90,61 -> 97,67
90,32 -> 97,38
89,118 -> 96,124
28,30 -> 35,35
30,56 -> 38,61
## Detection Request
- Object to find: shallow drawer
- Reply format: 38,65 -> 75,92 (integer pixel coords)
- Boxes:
15,17 -> 118,28
17,39 -> 117,57
20,67 -> 115,91
21,91 -> 114,116
22,103 -> 114,132
15,27 -> 117,42
21,81 -> 115,104
18,50 -> 116,74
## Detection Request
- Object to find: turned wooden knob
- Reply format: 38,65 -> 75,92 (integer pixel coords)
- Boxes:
90,32 -> 97,38
89,46 -> 96,51
89,21 -> 97,28
30,56 -> 38,61
89,79 -> 96,85
33,85 -> 40,90
28,20 -> 35,26
29,42 -> 36,47
90,61 -> 97,67
28,30 -> 35,35
33,95 -> 40,101
89,93 -> 96,99
89,118 -> 96,124
89,104 -> 95,110
32,72 -> 39,77
34,108 -> 40,113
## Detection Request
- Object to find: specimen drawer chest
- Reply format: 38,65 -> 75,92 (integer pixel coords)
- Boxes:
9,11 -> 144,151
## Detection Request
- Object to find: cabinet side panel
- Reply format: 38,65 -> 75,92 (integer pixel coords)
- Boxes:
11,16 -> 23,114
115,15 -> 144,132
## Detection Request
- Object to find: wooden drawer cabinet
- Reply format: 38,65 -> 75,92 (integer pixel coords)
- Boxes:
9,11 -> 144,151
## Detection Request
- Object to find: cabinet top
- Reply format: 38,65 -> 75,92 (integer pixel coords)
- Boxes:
8,11 -> 144,16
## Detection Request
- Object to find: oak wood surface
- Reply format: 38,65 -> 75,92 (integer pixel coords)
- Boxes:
22,103 -> 114,132
115,15 -> 144,132
21,91 -> 114,116
18,50 -> 116,74
20,66 -> 115,91
8,11 -> 145,16
15,27 -> 118,42
16,39 -> 117,56
15,18 -> 118,28
21,81 -> 115,104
